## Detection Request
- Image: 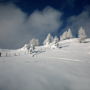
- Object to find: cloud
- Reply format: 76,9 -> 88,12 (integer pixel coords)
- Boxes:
64,8 -> 90,37
0,3 -> 26,49
0,4 -> 62,49
26,6 -> 62,41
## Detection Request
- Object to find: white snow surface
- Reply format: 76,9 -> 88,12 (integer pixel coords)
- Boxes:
0,38 -> 90,90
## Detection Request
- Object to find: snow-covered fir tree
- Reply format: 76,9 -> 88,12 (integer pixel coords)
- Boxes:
30,38 -> 39,47
43,33 -> 53,45
29,38 -> 39,53
24,44 -> 30,51
67,28 -> 73,39
78,27 -> 87,43
22,38 -> 39,53
60,31 -> 68,40
60,28 -> 73,40
53,36 -> 59,44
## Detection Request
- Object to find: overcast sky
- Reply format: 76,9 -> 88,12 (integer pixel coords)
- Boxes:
0,0 -> 90,49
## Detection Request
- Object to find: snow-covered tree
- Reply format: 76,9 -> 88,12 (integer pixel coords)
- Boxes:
67,28 -> 73,39
24,44 -> 30,50
43,33 -> 53,45
60,31 -> 68,40
29,44 -> 35,53
30,38 -> 39,47
78,27 -> 87,43
22,39 -> 39,53
60,28 -> 73,41
53,36 -> 59,44
28,38 -> 39,53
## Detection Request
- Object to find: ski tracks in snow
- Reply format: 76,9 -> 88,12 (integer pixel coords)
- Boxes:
47,57 -> 81,62
32,56 -> 90,63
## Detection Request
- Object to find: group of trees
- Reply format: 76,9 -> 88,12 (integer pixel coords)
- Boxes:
60,28 -> 73,40
43,26 -> 87,46
43,28 -> 74,46
60,27 -> 87,42
43,34 -> 59,46
25,38 -> 39,53
0,27 -> 87,57
25,26 -> 87,52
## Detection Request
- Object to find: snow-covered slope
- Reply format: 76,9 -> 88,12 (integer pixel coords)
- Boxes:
0,38 -> 90,90
36,38 -> 90,61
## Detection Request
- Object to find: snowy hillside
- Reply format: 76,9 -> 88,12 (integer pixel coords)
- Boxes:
0,38 -> 90,90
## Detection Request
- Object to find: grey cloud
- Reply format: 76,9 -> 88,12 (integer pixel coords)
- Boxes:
0,3 -> 26,49
0,4 -> 62,49
65,9 -> 90,37
26,6 -> 62,40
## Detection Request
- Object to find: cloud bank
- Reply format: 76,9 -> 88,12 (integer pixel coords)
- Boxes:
0,4 -> 62,49
65,7 -> 90,37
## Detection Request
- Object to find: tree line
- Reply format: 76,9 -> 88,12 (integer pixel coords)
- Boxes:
0,26 -> 87,57
24,26 -> 87,52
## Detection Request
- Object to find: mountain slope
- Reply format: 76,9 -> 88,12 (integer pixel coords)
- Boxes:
0,38 -> 90,90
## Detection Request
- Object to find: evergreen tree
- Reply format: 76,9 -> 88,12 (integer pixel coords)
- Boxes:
30,38 -> 39,47
60,31 -> 68,40
43,33 -> 53,45
53,36 -> 59,44
78,27 -> 87,43
67,28 -> 73,39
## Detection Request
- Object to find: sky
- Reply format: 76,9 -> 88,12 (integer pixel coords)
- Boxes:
0,0 -> 90,49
